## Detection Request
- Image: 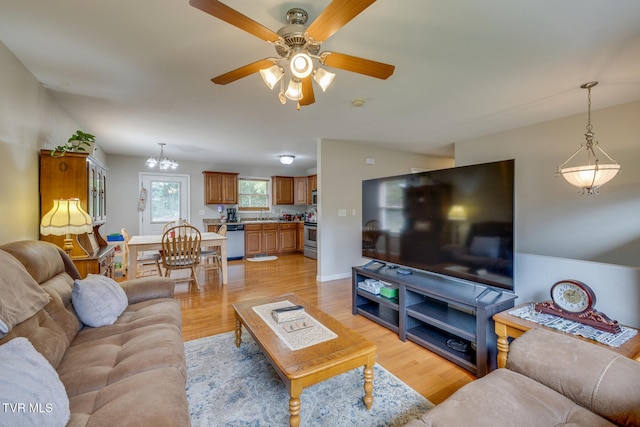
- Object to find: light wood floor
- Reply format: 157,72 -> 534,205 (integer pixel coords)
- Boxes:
172,253 -> 476,405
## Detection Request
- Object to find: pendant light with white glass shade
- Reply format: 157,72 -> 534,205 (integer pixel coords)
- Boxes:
556,82 -> 620,194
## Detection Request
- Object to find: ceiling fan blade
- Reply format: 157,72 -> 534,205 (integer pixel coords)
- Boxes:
321,52 -> 395,80
211,59 -> 274,85
189,0 -> 280,42
299,76 -> 315,107
306,0 -> 377,42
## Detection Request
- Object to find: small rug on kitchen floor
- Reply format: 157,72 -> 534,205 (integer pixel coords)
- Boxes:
185,331 -> 434,427
246,256 -> 278,262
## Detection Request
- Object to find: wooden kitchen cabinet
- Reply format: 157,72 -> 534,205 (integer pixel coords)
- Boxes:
244,223 -> 279,255
244,224 -> 263,257
203,171 -> 238,204
279,223 -> 298,252
294,176 -> 308,205
272,176 -> 294,205
244,222 -> 299,257
297,222 -> 304,252
307,174 -> 317,204
262,224 -> 279,253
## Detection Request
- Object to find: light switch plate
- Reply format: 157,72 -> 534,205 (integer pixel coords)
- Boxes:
338,209 -> 347,217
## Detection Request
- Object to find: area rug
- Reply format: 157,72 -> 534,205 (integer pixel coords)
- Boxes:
185,331 -> 434,426
246,256 -> 278,262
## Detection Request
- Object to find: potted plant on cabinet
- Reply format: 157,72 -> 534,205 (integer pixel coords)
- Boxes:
51,130 -> 96,157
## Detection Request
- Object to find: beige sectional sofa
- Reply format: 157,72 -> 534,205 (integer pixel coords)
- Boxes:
405,327 -> 640,427
0,240 -> 190,426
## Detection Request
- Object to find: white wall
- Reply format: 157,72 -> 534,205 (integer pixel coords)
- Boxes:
316,139 -> 453,281
0,41 -> 82,243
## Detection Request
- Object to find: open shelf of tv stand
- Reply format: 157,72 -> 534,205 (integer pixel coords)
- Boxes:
352,265 -> 517,377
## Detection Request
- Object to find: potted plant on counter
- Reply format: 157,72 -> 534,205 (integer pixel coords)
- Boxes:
51,130 -> 96,157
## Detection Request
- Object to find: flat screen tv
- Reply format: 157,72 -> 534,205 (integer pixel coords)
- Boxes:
361,159 -> 515,292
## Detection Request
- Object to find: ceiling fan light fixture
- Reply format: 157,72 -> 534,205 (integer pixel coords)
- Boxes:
313,67 -> 335,92
279,155 -> 295,165
285,78 -> 303,101
290,51 -> 313,78
259,65 -> 284,90
191,3 -> 395,109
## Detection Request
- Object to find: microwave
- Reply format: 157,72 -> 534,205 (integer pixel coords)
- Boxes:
311,190 -> 318,206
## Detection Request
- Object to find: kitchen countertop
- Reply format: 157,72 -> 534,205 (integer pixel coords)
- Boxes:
203,218 -> 304,225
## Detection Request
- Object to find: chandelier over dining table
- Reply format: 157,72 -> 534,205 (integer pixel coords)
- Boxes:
145,143 -> 179,170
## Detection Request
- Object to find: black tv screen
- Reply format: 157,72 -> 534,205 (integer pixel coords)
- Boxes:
362,159 -> 515,292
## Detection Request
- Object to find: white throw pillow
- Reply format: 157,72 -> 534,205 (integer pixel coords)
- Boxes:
0,337 -> 70,427
72,274 -> 128,327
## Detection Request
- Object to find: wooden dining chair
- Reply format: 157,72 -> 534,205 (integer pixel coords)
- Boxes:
161,224 -> 201,286
121,228 -> 162,277
162,218 -> 189,234
200,223 -> 227,273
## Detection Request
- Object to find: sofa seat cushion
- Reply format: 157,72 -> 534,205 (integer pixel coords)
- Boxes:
58,322 -> 185,395
70,298 -> 182,345
55,298 -> 189,426
65,367 -> 190,427
404,368 -> 615,427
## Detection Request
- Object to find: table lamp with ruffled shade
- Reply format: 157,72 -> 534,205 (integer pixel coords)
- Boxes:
40,198 -> 93,256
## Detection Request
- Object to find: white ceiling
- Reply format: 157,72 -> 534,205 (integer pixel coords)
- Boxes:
1,0 -> 639,170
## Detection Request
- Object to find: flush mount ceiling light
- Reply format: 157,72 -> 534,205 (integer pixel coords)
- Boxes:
556,81 -> 620,194
190,1 -> 395,110
279,155 -> 295,165
145,143 -> 179,170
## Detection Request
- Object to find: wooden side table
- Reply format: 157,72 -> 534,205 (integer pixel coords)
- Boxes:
493,303 -> 640,368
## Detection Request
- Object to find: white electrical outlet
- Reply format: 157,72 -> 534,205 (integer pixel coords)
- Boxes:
352,209 -> 357,216
198,209 -> 205,215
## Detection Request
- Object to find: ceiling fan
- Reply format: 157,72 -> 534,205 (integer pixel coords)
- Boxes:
189,0 -> 395,109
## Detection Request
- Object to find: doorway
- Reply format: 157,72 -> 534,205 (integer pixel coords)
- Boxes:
139,173 -> 190,235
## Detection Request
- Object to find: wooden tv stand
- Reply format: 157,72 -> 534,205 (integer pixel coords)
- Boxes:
352,265 -> 517,377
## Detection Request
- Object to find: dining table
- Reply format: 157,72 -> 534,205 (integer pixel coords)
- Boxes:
127,232 -> 228,285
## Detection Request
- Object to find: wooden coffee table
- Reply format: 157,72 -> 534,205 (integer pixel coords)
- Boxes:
233,293 -> 377,427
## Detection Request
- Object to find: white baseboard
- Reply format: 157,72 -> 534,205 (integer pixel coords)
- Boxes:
317,272 -> 351,282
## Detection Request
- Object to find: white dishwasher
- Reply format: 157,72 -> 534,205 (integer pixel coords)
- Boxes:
225,223 -> 245,260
